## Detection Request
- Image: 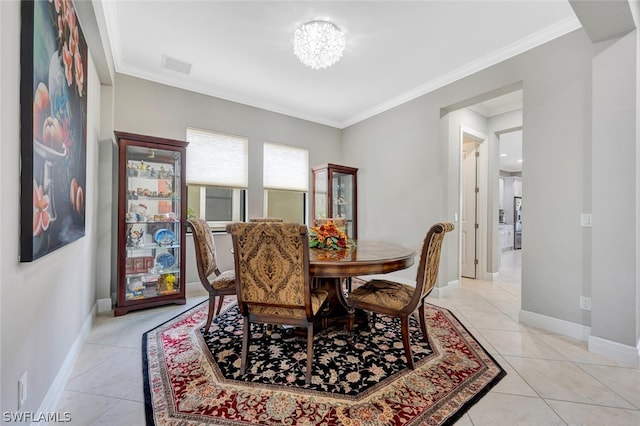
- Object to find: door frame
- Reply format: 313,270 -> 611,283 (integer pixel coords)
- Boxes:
459,126 -> 488,280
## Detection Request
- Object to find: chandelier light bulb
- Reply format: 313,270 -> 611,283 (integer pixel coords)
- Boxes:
293,20 -> 346,70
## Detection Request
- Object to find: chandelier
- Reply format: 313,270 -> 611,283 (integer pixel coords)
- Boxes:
293,20 -> 346,70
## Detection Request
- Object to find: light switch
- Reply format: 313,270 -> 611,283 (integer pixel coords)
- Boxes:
581,213 -> 592,227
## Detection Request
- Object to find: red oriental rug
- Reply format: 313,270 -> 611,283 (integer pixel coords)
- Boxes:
143,301 -> 505,425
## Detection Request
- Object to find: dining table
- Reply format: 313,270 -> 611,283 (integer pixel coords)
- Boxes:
308,240 -> 416,329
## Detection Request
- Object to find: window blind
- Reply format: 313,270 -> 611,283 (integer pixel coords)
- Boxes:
186,128 -> 248,187
263,142 -> 309,191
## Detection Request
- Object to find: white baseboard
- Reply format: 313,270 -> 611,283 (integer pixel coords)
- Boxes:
487,272 -> 500,281
520,310 -> 640,367
431,279 -> 460,298
97,298 -> 112,313
519,309 -> 591,341
588,335 -> 640,368
36,305 -> 96,418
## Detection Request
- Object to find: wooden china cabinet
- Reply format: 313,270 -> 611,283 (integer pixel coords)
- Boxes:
114,131 -> 188,316
311,163 -> 358,239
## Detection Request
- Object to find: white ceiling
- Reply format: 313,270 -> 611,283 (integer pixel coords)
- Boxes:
499,129 -> 523,173
100,1 -> 580,129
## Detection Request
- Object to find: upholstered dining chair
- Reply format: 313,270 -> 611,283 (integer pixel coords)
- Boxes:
346,222 -> 454,369
187,218 -> 236,332
227,222 -> 329,384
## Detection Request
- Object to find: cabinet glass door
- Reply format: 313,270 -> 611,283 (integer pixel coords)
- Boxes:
314,169 -> 328,220
123,145 -> 181,302
332,172 -> 354,238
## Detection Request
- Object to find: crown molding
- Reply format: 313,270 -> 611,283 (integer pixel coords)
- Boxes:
340,15 -> 582,128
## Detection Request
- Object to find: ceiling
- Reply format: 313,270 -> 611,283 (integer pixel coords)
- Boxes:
499,129 -> 523,173
100,1 -> 580,129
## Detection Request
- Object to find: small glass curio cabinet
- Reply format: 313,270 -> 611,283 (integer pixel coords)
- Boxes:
311,163 -> 358,239
114,131 -> 188,316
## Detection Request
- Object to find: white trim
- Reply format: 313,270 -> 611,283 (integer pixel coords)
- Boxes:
459,126 -> 488,281
487,272 -> 500,281
431,279 -> 461,298
519,309 -> 591,341
588,336 -> 640,368
35,305 -> 96,419
342,16 -> 581,128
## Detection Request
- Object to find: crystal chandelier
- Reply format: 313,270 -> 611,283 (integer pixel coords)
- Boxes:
293,20 -> 346,70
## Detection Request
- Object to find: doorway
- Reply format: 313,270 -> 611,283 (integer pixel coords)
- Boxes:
461,135 -> 481,278
497,129 -> 523,283
443,86 -> 523,284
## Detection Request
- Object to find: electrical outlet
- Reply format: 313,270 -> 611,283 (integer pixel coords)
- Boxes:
581,213 -> 592,227
18,372 -> 27,409
579,296 -> 591,311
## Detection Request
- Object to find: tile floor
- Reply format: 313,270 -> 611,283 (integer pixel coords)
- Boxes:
53,249 -> 640,425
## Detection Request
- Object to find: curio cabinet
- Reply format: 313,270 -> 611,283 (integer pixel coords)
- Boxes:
114,131 -> 188,316
311,163 -> 358,239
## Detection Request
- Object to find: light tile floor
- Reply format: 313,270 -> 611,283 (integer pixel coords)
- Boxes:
53,249 -> 640,425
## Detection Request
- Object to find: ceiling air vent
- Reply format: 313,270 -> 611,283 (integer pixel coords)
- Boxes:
161,55 -> 192,75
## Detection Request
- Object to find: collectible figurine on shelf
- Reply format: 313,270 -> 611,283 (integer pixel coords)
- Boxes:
126,225 -> 144,248
164,274 -> 176,291
129,203 -> 148,222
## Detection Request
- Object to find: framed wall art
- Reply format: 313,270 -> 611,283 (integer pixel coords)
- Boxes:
20,0 -> 88,262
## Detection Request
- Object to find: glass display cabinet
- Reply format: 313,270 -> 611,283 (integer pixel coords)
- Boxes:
311,163 -> 358,239
114,131 -> 188,316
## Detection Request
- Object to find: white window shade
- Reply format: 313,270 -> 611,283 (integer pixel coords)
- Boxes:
263,143 -> 309,191
186,128 -> 248,187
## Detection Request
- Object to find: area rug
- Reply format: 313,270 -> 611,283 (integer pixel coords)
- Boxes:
143,300 -> 505,425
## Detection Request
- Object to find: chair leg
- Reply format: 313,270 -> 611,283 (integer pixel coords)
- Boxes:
418,302 -> 429,342
401,316 -> 415,369
204,294 -> 215,331
305,325 -> 314,385
240,318 -> 250,375
214,295 -> 225,316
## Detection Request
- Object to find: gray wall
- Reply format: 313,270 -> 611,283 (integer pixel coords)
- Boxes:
342,29 -> 595,326
1,1 -> 102,414
111,74 -> 343,292
592,30 -> 638,347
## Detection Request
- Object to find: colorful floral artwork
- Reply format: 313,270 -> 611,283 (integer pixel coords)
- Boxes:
20,0 -> 88,261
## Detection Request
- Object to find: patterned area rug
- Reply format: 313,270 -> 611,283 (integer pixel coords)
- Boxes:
143,301 -> 505,425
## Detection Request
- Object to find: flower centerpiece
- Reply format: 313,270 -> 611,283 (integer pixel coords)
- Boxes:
308,220 -> 353,250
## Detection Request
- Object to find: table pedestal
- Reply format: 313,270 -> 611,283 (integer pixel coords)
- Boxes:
314,277 -> 368,331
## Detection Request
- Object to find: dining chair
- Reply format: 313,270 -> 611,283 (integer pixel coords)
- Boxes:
249,217 -> 284,222
346,222 -> 454,369
227,221 -> 329,384
187,218 -> 236,332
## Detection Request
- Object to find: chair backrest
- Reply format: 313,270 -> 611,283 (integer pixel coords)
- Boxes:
187,219 -> 220,282
408,223 -> 455,310
249,217 -> 284,222
227,222 -> 311,316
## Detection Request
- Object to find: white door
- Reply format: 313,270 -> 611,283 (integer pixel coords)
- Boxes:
461,138 -> 478,278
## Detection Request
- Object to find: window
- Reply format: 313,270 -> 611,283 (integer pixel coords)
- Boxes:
186,128 -> 248,230
263,142 -> 308,224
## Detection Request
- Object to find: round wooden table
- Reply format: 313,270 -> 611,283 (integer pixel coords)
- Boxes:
309,240 -> 415,277
309,240 -> 416,329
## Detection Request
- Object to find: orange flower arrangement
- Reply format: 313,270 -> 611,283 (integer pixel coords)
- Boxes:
309,220 -> 352,250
